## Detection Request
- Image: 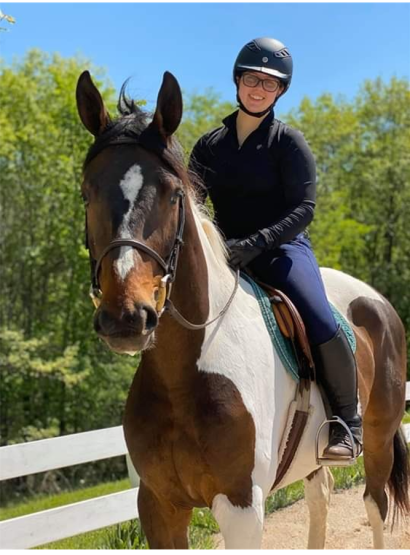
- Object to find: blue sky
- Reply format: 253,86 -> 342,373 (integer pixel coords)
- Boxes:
1,2 -> 409,118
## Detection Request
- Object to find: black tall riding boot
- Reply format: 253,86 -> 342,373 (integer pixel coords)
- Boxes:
312,326 -> 363,459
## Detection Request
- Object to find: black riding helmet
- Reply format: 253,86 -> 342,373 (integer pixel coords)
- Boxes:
233,37 -> 293,117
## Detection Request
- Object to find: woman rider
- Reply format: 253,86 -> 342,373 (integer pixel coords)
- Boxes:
189,37 -> 362,462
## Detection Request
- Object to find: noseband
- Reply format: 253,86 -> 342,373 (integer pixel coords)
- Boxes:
85,137 -> 239,330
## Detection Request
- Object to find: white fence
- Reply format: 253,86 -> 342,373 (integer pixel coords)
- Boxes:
1,383 -> 410,549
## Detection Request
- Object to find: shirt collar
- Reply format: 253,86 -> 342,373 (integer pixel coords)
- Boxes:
222,109 -> 275,130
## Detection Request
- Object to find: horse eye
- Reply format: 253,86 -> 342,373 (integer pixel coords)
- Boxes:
170,192 -> 180,205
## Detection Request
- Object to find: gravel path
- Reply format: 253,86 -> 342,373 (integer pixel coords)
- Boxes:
214,485 -> 410,549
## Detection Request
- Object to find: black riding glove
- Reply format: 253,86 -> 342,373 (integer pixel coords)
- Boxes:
226,234 -> 266,269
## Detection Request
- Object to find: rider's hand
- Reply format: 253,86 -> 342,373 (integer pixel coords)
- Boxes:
226,234 -> 266,269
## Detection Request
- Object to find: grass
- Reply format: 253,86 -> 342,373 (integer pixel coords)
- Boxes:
265,456 -> 366,516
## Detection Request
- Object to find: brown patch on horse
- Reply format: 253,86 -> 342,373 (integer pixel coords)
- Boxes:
349,295 -> 409,522
123,198 -> 256,546
350,295 -> 406,427
124,367 -> 255,510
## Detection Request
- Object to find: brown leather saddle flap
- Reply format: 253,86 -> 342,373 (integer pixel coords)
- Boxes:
254,278 -> 316,379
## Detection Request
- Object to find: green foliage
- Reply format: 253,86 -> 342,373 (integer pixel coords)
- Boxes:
331,457 -> 366,490
189,507 -> 219,547
178,89 -> 235,157
265,480 -> 305,514
102,520 -> 148,550
0,51 -> 140,462
0,328 -> 84,443
0,49 -> 115,344
102,509 -> 218,550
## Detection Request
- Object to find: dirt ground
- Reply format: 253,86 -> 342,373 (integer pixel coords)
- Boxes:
214,485 -> 410,549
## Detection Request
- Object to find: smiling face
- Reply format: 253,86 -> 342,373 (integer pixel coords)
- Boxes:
237,71 -> 283,114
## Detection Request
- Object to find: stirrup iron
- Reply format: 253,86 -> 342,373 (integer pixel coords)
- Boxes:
315,416 -> 358,467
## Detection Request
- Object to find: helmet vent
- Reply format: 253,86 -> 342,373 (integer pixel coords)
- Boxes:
245,40 -> 261,52
274,48 -> 291,58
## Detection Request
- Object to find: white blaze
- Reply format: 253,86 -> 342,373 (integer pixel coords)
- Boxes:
115,164 -> 144,280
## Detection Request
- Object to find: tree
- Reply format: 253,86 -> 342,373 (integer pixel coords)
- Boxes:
178,89 -> 235,156
0,50 -> 138,446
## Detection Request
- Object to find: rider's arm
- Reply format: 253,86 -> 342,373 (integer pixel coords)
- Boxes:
257,127 -> 316,249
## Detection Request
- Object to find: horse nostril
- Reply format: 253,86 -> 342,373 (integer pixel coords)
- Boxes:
94,308 -> 115,336
143,304 -> 158,333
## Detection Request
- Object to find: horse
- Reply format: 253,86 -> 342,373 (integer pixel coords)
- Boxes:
76,69 -> 409,549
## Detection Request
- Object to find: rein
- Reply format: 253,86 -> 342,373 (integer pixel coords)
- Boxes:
86,136 -> 239,330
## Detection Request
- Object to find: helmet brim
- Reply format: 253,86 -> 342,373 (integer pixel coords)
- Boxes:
236,64 -> 289,81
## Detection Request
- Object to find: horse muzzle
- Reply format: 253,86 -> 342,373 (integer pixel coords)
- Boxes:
94,302 -> 158,354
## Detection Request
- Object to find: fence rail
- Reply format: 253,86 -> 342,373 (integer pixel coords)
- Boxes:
0,426 -> 127,481
0,488 -> 139,549
1,383 -> 409,549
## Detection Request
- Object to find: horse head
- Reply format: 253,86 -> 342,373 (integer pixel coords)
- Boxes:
76,70 -> 186,355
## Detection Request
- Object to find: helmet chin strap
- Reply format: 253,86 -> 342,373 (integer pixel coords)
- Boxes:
236,91 -> 274,118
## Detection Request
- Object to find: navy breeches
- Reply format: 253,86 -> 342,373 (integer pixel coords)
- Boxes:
249,233 -> 338,346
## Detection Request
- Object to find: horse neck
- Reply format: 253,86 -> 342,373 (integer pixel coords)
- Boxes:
142,196 -> 231,388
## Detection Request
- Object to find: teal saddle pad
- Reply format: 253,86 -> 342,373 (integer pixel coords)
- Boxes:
241,273 -> 356,383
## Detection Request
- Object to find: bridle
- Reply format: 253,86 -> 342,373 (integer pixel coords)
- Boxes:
85,137 -> 239,331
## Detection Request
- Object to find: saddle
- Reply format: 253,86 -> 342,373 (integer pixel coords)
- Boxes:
254,278 -> 316,382
245,274 -> 359,478
248,276 -> 316,487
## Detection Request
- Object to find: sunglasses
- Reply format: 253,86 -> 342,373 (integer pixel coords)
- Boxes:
242,73 -> 281,93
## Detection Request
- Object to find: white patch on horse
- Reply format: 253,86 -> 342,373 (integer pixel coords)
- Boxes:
190,199 -> 326,499
320,267 -> 385,319
364,493 -> 385,548
115,164 -> 144,281
212,486 -> 264,548
304,467 -> 334,549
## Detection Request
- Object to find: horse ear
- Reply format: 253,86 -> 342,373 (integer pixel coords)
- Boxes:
76,70 -> 110,136
151,71 -> 183,141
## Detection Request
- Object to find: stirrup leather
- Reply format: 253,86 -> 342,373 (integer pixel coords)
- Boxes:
315,416 -> 359,467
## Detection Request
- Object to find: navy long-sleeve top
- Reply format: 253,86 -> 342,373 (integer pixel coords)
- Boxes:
188,110 -> 316,249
